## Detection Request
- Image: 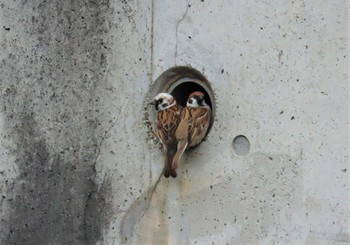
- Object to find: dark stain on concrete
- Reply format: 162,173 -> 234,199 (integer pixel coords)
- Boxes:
0,0 -> 113,244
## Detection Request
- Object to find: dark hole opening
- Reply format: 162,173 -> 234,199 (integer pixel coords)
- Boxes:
170,82 -> 212,109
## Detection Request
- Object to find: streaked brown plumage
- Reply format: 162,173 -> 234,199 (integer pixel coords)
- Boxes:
172,111 -> 189,171
153,93 -> 182,178
172,91 -> 211,171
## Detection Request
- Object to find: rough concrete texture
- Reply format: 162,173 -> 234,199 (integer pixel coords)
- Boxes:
0,0 -> 349,244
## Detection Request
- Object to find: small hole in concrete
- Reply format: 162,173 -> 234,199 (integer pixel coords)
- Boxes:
232,135 -> 250,156
146,66 -> 216,143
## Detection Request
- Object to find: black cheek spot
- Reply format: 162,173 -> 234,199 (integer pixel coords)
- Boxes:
154,101 -> 160,110
188,99 -> 193,104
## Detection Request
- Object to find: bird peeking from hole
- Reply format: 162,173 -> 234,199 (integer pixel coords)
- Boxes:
151,93 -> 182,178
151,92 -> 211,178
172,91 -> 211,173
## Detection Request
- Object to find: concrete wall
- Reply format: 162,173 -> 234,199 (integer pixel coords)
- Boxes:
0,0 -> 348,244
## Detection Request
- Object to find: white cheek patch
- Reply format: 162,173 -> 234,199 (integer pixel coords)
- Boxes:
187,100 -> 199,107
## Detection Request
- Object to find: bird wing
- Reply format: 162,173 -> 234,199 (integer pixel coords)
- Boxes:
156,105 -> 182,146
176,107 -> 190,140
188,107 -> 211,148
172,108 -> 190,171
155,104 -> 182,178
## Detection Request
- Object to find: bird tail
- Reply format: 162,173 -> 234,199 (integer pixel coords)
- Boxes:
164,149 -> 177,178
172,140 -> 188,173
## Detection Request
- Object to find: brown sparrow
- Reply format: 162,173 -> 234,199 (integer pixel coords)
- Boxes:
152,93 -> 182,178
172,91 -> 211,171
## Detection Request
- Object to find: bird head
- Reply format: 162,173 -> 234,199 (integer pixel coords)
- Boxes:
186,91 -> 207,107
152,93 -> 176,111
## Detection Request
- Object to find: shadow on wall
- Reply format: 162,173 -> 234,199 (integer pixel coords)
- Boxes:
0,0 -> 115,244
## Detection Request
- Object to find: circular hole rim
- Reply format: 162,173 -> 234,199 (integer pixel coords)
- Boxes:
168,77 -> 216,115
146,66 -> 216,145
167,77 -> 215,136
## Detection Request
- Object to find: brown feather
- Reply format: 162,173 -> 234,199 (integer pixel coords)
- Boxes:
187,107 -> 211,148
155,104 -> 182,178
188,91 -> 205,98
172,111 -> 189,171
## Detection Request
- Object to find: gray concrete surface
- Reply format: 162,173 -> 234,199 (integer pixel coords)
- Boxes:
0,0 -> 349,244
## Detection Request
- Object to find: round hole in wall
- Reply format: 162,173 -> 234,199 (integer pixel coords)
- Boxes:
168,78 -> 213,110
232,135 -> 250,156
145,66 -> 216,144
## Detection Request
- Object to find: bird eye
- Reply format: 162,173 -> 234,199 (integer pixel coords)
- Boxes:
158,98 -> 163,104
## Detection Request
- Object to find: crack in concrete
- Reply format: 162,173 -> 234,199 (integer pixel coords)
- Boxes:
175,1 -> 189,64
93,118 -> 118,166
93,94 -> 127,167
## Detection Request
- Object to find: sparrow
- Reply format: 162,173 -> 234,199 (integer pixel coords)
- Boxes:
152,93 -> 182,178
172,91 -> 211,171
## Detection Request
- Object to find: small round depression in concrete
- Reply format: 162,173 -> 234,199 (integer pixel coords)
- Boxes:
147,66 -> 216,140
232,135 -> 250,156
